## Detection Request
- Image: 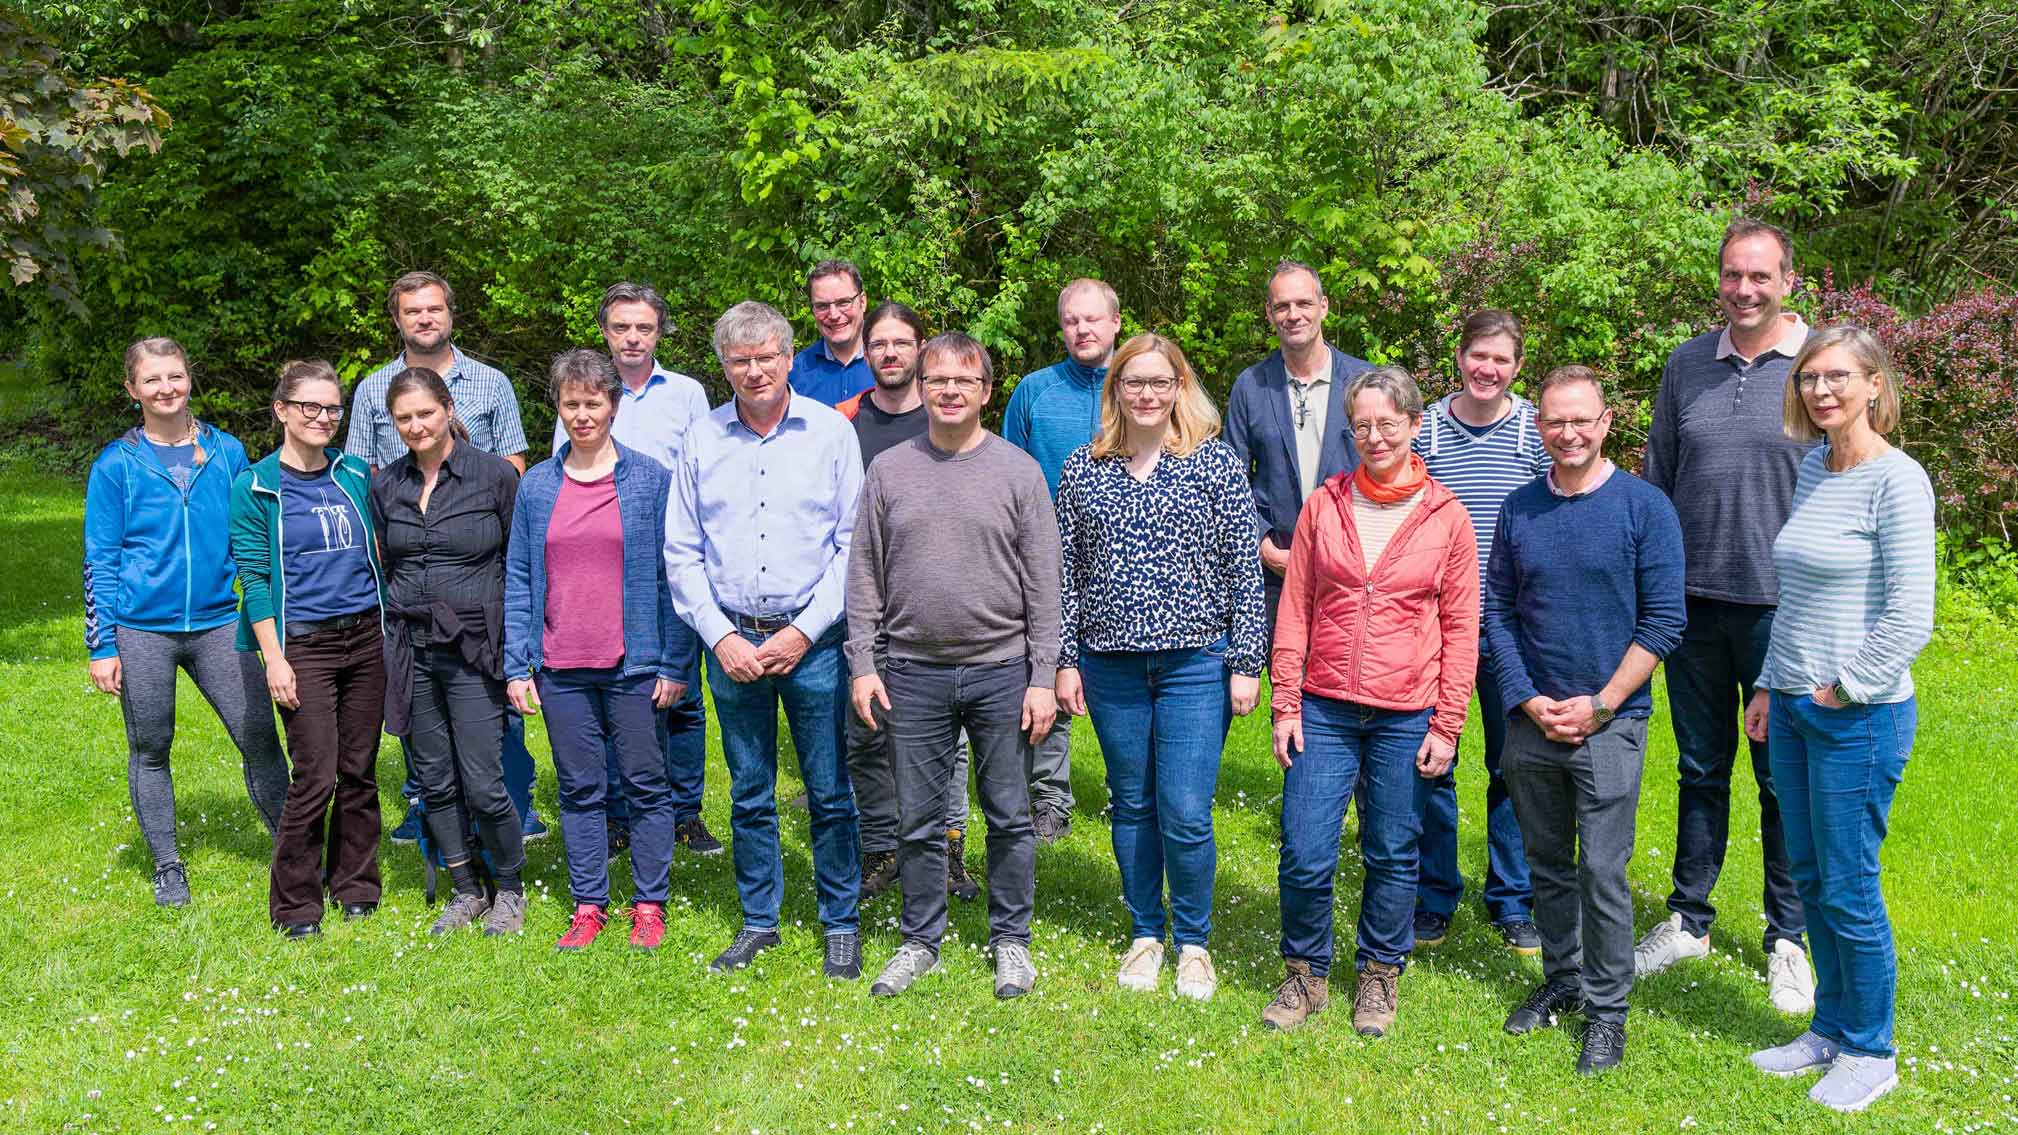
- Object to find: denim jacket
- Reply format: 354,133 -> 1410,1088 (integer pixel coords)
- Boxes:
504,441 -> 693,684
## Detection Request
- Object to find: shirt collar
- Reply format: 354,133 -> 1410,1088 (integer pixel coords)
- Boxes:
818,336 -> 863,367
396,344 -> 470,382
1714,313 -> 1809,362
1547,459 -> 1616,497
622,365 -> 670,400
730,391 -> 809,440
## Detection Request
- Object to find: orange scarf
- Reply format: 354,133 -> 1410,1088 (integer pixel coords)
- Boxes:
1352,452 -> 1429,503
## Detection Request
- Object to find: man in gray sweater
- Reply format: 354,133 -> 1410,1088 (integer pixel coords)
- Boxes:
1637,217 -> 1817,1014
846,332 -> 1062,1001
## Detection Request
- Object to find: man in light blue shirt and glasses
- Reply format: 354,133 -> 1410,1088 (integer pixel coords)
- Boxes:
666,300 -> 865,981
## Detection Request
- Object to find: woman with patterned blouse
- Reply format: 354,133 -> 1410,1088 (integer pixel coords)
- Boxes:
1054,332 -> 1267,1003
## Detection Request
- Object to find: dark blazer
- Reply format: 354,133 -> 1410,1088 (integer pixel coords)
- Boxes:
1225,343 -> 1369,550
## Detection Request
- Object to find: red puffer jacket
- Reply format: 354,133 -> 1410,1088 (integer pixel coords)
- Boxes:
1270,473 -> 1480,743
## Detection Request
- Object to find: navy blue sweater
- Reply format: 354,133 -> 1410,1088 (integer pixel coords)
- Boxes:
1483,468 -> 1687,720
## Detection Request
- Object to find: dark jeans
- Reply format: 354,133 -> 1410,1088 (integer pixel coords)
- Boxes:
407,646 -> 524,882
398,711 -> 537,821
707,626 -> 859,934
1080,639 -> 1232,949
269,617 -> 385,925
1770,692 -> 1914,1058
885,658 -> 1037,951
606,639 -> 708,828
1279,697 -> 1434,975
1416,647 -> 1531,923
1503,714 -> 1649,1025
851,699 -> 969,856
1666,596 -> 1803,951
540,667 -> 672,905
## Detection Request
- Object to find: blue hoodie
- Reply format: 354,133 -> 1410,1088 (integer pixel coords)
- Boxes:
83,423 -> 253,659
1002,356 -> 1106,496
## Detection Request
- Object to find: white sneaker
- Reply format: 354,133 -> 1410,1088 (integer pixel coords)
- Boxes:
1767,938 -> 1817,1014
1633,914 -> 1710,977
1174,945 -> 1217,1001
1810,1052 -> 1899,1112
1117,937 -> 1164,992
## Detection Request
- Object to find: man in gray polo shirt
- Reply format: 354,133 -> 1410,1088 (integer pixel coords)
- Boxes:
1636,218 -> 1816,1015
848,332 -> 1061,1001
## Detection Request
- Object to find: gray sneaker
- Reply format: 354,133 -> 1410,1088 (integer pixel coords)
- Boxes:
151,862 -> 191,908
870,942 -> 940,997
429,890 -> 491,936
993,941 -> 1037,1000
1809,1052 -> 1898,1112
1750,1030 -> 1840,1078
483,890 -> 527,937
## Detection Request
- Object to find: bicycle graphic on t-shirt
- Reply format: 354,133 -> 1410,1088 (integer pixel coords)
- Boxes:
310,492 -> 356,553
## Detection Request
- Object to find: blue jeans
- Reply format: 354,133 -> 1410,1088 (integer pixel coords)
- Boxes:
1667,597 -> 1803,951
1416,647 -> 1530,923
606,639 -> 708,828
401,711 -> 537,821
1769,692 -> 1914,1059
538,667 -> 673,905
1080,639 -> 1231,949
707,627 -> 859,935
1281,698 -> 1434,974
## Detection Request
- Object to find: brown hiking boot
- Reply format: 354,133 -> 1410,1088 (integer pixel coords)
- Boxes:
861,850 -> 899,901
1262,960 -> 1329,1031
946,829 -> 980,902
1352,960 -> 1401,1037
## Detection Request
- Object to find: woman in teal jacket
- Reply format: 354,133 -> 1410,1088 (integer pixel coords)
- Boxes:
84,338 -> 288,908
229,359 -> 387,938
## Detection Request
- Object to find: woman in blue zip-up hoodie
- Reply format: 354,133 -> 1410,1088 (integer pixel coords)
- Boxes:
83,338 -> 288,908
505,349 -> 693,952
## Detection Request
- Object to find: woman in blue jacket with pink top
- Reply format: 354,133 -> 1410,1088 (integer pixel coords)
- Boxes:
84,338 -> 288,908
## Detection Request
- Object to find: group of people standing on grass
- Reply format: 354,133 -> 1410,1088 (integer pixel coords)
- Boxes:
82,216 -> 1932,1113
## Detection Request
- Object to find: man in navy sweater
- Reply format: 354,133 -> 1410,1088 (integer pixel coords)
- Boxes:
1486,365 -> 1687,1075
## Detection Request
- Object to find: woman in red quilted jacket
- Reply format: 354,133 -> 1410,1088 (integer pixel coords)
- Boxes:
1259,365 -> 1481,1038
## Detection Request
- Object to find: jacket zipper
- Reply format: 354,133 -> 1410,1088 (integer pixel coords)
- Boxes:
1337,484 -> 1444,695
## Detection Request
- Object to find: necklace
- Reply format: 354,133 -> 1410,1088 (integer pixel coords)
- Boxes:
143,417 -> 198,447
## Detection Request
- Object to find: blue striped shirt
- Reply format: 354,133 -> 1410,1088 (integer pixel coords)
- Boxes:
1758,447 -> 1935,704
345,347 -> 529,467
1414,393 -> 1551,595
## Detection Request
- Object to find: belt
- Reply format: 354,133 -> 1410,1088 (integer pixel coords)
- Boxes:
729,607 -> 805,635
285,611 -> 371,640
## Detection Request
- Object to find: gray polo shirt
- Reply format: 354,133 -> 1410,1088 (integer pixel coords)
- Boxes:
1641,315 -> 1814,605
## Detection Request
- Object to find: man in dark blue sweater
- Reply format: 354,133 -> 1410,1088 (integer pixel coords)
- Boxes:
1485,366 -> 1687,1075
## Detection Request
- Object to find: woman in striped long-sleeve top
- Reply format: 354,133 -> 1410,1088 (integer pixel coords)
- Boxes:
1741,324 -> 1935,1114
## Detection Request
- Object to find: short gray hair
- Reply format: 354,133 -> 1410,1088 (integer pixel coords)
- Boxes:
548,347 -> 621,405
598,281 -> 671,332
712,301 -> 793,363
1343,365 -> 1424,420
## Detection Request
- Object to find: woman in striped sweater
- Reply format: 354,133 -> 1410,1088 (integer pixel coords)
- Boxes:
1741,324 -> 1935,1114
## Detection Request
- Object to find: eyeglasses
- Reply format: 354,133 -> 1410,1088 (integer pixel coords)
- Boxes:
811,292 -> 863,316
1795,369 -> 1863,394
1538,413 -> 1609,434
868,337 -> 917,354
725,352 -> 784,373
287,400 -> 345,421
1350,417 -> 1412,441
921,375 -> 984,393
1120,377 -> 1178,395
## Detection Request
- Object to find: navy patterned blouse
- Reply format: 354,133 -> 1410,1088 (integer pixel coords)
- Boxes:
1055,437 -> 1267,674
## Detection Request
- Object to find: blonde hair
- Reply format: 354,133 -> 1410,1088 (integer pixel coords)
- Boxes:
124,337 -> 188,383
1783,324 -> 1901,442
1090,333 -> 1221,460
1056,278 -> 1119,321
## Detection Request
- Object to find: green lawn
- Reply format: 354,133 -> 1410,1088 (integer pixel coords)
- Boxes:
2,469 -> 2013,1134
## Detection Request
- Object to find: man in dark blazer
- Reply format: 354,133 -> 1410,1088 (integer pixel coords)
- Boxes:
1225,260 -> 1369,647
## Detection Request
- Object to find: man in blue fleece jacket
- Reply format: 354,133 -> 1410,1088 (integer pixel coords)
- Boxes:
1002,277 -> 1121,844
1486,366 -> 1686,1076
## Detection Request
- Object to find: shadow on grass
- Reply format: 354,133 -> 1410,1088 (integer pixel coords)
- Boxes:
115,786 -> 280,878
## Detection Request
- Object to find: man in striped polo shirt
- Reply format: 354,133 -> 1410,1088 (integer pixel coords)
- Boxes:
1635,218 -> 1817,1015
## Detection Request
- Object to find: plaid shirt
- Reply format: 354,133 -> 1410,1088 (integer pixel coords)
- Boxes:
345,346 -> 529,468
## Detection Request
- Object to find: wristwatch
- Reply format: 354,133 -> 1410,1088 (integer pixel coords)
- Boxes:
1832,680 -> 1857,705
1591,694 -> 1615,727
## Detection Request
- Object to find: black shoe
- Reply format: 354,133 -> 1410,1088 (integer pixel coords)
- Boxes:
946,830 -> 980,902
1032,807 -> 1071,846
1504,979 -> 1586,1035
341,901 -> 377,921
861,849 -> 900,901
709,928 -> 781,973
279,921 -> 322,940
676,815 -> 724,856
1413,910 -> 1449,948
151,862 -> 191,908
824,932 -> 863,980
1497,917 -> 1542,956
606,817 -> 631,857
1577,1020 -> 1626,1075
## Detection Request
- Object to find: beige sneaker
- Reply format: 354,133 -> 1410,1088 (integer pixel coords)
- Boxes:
1174,945 -> 1217,1001
1352,960 -> 1401,1037
1261,960 -> 1329,1030
1117,937 -> 1164,992
1768,938 -> 1817,1015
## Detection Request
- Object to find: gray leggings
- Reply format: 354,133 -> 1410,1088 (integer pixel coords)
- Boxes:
115,624 -> 288,867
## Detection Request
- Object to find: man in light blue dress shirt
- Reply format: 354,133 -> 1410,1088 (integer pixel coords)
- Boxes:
551,282 -> 723,861
666,300 -> 865,980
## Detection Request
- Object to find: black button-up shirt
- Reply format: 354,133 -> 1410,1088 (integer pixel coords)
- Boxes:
369,445 -> 519,624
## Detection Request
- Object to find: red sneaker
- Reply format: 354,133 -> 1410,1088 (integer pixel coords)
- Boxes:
556,904 -> 608,950
630,901 -> 667,950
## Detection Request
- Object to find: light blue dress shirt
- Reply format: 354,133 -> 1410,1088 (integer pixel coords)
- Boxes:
550,364 -> 711,470
665,392 -> 863,649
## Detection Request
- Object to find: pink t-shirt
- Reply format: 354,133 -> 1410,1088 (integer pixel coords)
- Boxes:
541,472 -> 626,670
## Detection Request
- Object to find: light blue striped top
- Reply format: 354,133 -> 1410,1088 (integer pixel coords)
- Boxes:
1758,446 -> 1935,703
